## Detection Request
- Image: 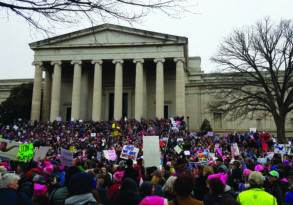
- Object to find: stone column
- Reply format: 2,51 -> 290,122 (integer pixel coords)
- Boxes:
154,58 -> 165,119
113,59 -> 124,120
134,59 -> 144,120
31,61 -> 43,121
71,61 -> 82,121
42,69 -> 52,122
175,58 -> 186,117
50,61 -> 62,121
92,60 -> 103,121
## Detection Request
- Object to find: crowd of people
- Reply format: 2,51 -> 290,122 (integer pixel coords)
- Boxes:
0,118 -> 292,205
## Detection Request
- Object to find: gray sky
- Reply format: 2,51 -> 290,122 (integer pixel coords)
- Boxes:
0,0 -> 292,79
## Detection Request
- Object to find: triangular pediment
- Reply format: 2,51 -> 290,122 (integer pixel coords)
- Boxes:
30,24 -> 187,49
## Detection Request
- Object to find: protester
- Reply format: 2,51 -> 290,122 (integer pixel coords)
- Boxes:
0,118 -> 292,205
237,171 -> 278,205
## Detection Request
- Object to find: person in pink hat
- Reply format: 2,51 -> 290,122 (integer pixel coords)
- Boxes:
107,171 -> 124,202
139,195 -> 168,205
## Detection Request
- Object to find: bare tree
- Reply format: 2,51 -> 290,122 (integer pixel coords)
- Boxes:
211,18 -> 293,143
0,0 -> 189,33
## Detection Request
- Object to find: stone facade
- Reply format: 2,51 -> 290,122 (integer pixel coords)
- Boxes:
1,24 -> 293,137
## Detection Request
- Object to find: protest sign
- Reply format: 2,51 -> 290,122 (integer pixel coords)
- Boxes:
34,146 -> 51,161
120,145 -> 139,160
17,143 -> 34,162
0,139 -> 20,160
60,148 -> 74,167
249,128 -> 257,133
257,158 -> 267,164
274,144 -> 291,155
174,145 -> 182,154
207,132 -> 214,137
103,150 -> 117,161
90,133 -> 96,138
184,150 -> 191,156
177,138 -> 184,142
143,136 -> 161,167
231,143 -> 240,157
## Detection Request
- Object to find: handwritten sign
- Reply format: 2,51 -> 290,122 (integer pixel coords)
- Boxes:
103,150 -> 117,161
17,143 -> 34,162
34,146 -> 51,161
120,145 -> 139,160
60,148 -> 74,167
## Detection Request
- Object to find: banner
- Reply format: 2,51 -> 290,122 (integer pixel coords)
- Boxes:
0,139 -> 20,160
120,145 -> 139,160
17,143 -> 34,162
34,146 -> 51,161
143,136 -> 161,167
103,150 -> 117,161
60,148 -> 74,167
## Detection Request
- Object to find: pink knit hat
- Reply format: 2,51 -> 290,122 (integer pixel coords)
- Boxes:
254,164 -> 264,172
34,183 -> 48,196
139,196 -> 167,205
113,171 -> 124,182
207,173 -> 228,185
243,168 -> 252,177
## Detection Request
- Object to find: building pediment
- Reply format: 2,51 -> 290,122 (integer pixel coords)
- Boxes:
30,24 -> 187,49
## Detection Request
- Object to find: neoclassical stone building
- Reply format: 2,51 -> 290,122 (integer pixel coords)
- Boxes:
2,24 -> 293,135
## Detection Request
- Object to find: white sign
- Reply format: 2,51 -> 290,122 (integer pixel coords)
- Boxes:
207,131 -> 214,137
174,145 -> 182,154
60,148 -> 74,167
103,150 -> 117,161
249,128 -> 257,133
120,145 -> 139,160
34,146 -> 51,161
231,143 -> 240,157
0,139 -> 20,160
143,136 -> 161,168
184,150 -> 191,156
90,133 -> 96,137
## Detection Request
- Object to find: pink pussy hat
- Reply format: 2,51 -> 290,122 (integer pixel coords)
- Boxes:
139,196 -> 168,205
243,168 -> 252,177
254,164 -> 264,172
207,173 -> 228,185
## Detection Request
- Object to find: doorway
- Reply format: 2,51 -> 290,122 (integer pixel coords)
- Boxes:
66,107 -> 71,121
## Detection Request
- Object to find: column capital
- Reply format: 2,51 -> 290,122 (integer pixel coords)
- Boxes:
112,59 -> 124,64
154,58 -> 165,63
174,58 -> 185,63
133,58 -> 144,64
51,61 -> 62,66
71,60 -> 82,65
32,61 -> 43,66
91,59 -> 103,65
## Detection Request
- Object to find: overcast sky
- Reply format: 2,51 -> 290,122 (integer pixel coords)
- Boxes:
0,0 -> 292,79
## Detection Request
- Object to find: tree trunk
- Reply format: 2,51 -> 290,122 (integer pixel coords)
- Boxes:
274,116 -> 287,143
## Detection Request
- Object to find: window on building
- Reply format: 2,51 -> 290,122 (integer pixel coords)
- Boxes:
213,112 -> 222,129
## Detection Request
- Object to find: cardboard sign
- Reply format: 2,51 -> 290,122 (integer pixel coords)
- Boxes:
17,143 -> 34,162
103,150 -> 117,161
143,136 -> 161,168
120,145 -> 139,160
34,146 -> 51,161
60,148 -> 74,167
